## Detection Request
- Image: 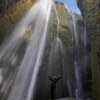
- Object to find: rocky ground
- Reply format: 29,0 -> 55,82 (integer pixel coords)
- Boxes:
56,97 -> 91,100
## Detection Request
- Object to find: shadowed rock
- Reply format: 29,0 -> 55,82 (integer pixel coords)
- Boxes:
56,97 -> 91,100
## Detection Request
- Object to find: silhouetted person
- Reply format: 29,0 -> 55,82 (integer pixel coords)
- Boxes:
48,75 -> 62,100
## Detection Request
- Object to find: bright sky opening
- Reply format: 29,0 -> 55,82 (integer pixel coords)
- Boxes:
57,0 -> 81,14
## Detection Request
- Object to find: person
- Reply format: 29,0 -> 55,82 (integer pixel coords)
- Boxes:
48,75 -> 62,100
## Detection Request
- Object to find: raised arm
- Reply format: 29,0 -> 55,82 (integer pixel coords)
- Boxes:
48,75 -> 52,81
56,77 -> 62,82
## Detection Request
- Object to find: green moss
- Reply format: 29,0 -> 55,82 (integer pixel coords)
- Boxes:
59,26 -> 67,33
59,25 -> 73,53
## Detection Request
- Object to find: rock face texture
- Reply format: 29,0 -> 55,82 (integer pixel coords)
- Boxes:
0,0 -> 36,43
77,0 -> 100,100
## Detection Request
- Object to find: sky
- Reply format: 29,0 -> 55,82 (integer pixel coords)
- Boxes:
58,0 -> 81,14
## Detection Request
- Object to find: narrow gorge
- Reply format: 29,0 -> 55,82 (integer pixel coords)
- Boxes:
0,0 -> 99,100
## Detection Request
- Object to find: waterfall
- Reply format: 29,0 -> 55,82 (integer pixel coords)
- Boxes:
0,0 -> 88,100
72,13 -> 84,99
69,13 -> 87,99
0,0 -> 54,100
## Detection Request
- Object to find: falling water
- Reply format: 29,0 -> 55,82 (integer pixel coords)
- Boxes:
26,1 -> 52,100
0,0 -> 88,100
0,0 -> 54,100
55,37 -> 73,97
70,13 -> 87,99
53,3 -> 60,36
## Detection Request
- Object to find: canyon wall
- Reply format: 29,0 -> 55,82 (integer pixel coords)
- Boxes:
77,0 -> 100,100
0,0 -> 37,43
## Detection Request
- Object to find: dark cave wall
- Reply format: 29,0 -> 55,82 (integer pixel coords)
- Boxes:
77,0 -> 100,100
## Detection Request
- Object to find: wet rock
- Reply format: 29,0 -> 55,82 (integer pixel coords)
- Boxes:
56,97 -> 92,100
0,0 -> 36,43
77,0 -> 100,100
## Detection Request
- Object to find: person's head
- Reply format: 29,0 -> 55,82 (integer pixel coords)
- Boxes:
53,76 -> 56,79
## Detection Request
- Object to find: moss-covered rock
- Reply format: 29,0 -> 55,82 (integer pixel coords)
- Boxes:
59,25 -> 73,53
77,0 -> 100,100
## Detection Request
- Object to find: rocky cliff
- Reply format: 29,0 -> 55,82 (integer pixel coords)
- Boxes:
77,0 -> 100,100
0,0 -> 36,43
